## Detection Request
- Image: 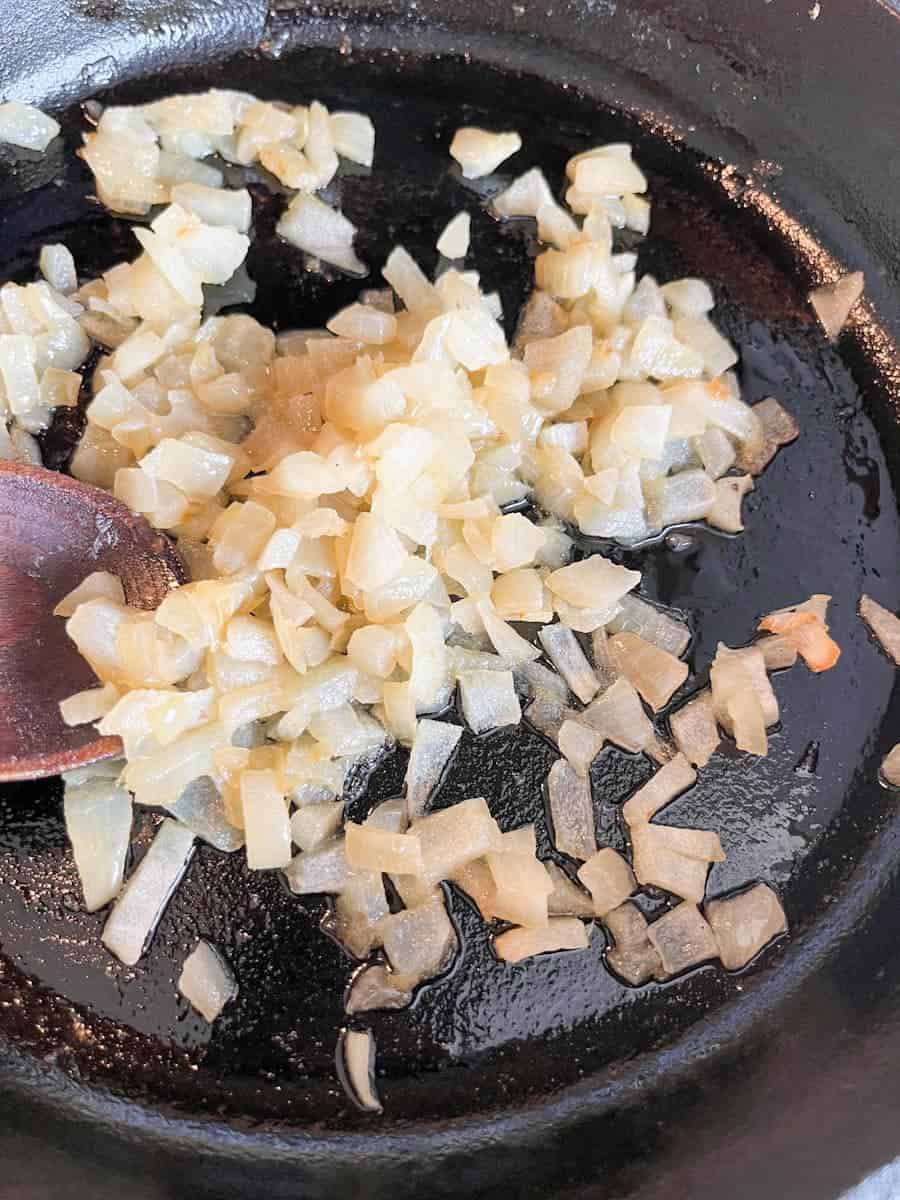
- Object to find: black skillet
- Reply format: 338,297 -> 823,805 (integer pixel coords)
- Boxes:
0,1 -> 899,1197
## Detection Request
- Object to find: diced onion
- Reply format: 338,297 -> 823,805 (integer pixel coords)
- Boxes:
0,101 -> 60,151
337,1028 -> 382,1113
577,848 -> 635,916
809,271 -> 864,340
858,594 -> 900,665
493,917 -> 589,963
178,940 -> 238,1021
63,777 -> 132,911
449,127 -> 522,179
647,902 -> 719,976
546,758 -> 596,861
705,883 -> 787,970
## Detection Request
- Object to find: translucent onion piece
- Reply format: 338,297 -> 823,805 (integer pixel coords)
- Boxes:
706,474 -> 754,534
379,895 -> 457,979
621,753 -> 697,827
709,643 -> 779,745
345,963 -> 413,1015
546,759 -> 596,861
410,796 -> 502,885
579,677 -> 668,761
669,689 -> 720,768
290,801 -> 344,852
328,871 -> 390,959
485,849 -> 553,927
603,902 -> 664,986
705,883 -> 787,970
538,624 -> 600,704
630,825 -> 711,903
102,818 -> 195,965
277,193 -> 366,276
345,822 -> 424,875
337,1028 -> 382,1113
647,902 -> 719,977
858,594 -> 900,665
178,940 -> 238,1022
63,777 -> 133,912
545,861 -> 595,918
166,776 -> 244,852
557,717 -> 604,777
809,271 -> 864,340
607,632 -> 688,711
0,101 -> 60,151
404,718 -> 463,820
577,848 -> 635,916
546,556 -> 640,614
458,668 -> 521,734
493,917 -> 589,963
606,594 -> 690,658
284,837 -> 350,894
757,633 -> 799,671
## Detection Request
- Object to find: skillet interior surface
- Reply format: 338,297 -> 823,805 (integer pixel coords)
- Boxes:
0,2 -> 898,1197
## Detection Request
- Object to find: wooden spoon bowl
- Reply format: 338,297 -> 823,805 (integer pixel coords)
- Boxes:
0,460 -> 185,781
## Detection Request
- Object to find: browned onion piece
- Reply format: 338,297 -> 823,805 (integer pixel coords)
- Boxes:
705,882 -> 787,970
647,902 -> 719,976
880,744 -> 900,788
345,962 -> 414,1015
337,1028 -> 382,1113
493,917 -> 590,963
545,861 -> 596,918
630,825 -> 711,903
577,847 -> 635,916
546,758 -> 597,861
621,753 -> 697,827
603,901 -> 665,985
809,271 -> 864,340
735,397 -> 799,475
859,594 -> 900,665
668,688 -> 720,767
607,632 -> 688,712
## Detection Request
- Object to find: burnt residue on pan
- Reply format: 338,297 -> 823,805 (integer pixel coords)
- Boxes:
0,41 -> 898,1142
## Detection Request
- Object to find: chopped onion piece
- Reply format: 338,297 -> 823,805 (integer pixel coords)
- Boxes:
345,822 -> 424,875
240,769 -> 291,868
647,902 -> 719,976
450,127 -> 522,178
880,744 -> 900,788
405,719 -> 463,820
178,940 -> 237,1022
809,271 -> 864,340
345,963 -> 413,1015
706,474 -> 754,534
735,398 -> 799,476
538,625 -> 600,705
290,801 -> 344,852
631,825 -> 710,903
606,595 -> 690,658
277,193 -> 366,276
410,796 -> 502,885
379,895 -> 456,979
669,689 -> 720,767
558,718 -> 604,776
607,632 -> 688,711
545,861 -> 595,918
546,557 -> 640,613
337,1028 -> 382,1113
102,818 -> 195,965
622,753 -> 697,826
710,642 -> 779,750
758,608 -> 840,673
579,677 -> 668,760
59,682 -> 120,726
436,212 -> 471,259
494,917 -> 589,963
486,849 -> 553,926
546,759 -> 596,861
0,101 -> 60,151
577,848 -> 635,916
858,594 -> 900,665
53,570 -> 125,617
458,668 -> 520,734
166,776 -> 244,852
284,837 -> 350,894
757,634 -> 799,671
603,902 -> 664,985
705,883 -> 787,970
64,777 -> 132,912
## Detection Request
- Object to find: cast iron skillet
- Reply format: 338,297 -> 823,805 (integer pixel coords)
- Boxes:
0,1 -> 899,1197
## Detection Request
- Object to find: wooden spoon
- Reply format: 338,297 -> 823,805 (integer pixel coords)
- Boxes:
0,460 -> 185,781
